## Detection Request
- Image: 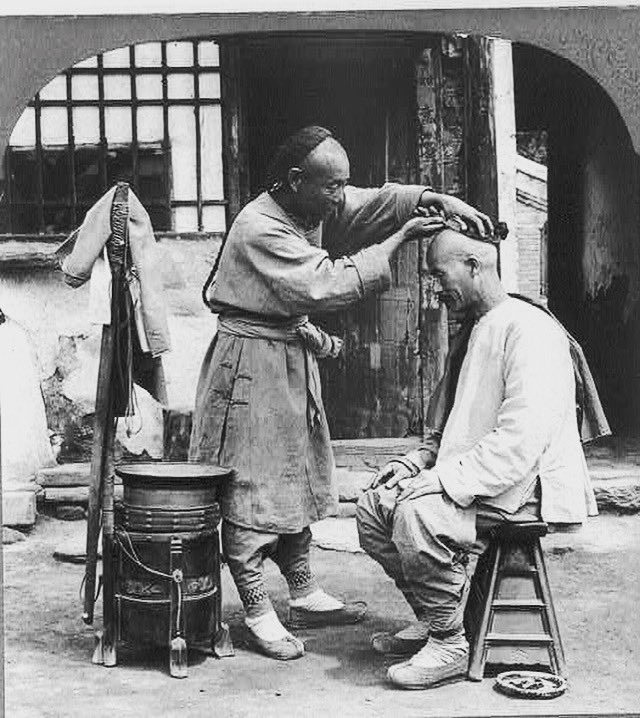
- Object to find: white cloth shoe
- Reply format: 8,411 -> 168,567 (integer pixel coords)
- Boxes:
387,633 -> 469,689
245,610 -> 305,661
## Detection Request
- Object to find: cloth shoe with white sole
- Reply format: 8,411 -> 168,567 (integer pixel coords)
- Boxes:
288,589 -> 367,630
288,601 -> 367,629
245,610 -> 305,661
387,633 -> 469,689
247,630 -> 305,661
371,621 -> 430,658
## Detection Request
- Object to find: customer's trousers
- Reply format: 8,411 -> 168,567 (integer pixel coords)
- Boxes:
222,520 -> 319,618
356,486 -> 539,635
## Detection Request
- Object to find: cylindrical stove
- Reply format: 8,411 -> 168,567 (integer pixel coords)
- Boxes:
109,462 -> 233,677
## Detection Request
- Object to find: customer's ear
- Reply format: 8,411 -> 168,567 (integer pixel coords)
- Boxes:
287,167 -> 304,193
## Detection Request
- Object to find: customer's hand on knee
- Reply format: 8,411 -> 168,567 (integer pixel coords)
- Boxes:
369,460 -> 416,490
396,469 -> 444,502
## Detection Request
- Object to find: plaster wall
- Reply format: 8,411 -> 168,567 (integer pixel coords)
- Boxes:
0,236 -> 221,461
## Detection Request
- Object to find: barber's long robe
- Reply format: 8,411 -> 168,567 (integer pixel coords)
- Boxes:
189,184 -> 425,532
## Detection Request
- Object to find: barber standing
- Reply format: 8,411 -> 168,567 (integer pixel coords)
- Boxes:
189,125 -> 492,661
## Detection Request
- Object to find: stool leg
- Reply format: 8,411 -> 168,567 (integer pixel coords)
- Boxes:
533,540 -> 566,677
468,543 -> 502,681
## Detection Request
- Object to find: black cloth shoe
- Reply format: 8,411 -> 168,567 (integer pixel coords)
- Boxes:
288,601 -> 367,630
371,631 -> 429,658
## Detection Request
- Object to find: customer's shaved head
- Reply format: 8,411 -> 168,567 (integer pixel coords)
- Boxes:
425,227 -> 505,316
427,228 -> 498,271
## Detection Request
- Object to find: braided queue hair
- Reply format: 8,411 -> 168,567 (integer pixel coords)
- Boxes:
441,215 -> 510,245
201,125 -> 336,310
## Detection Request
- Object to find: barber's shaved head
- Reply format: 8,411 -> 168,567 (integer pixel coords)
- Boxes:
266,126 -> 351,227
302,137 -> 349,173
427,228 -> 504,316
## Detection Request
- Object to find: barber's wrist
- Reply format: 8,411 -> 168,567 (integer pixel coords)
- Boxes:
417,188 -> 439,208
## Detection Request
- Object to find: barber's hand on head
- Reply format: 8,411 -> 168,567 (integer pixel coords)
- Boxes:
381,216 -> 445,260
420,193 -> 493,238
396,469 -> 444,502
368,460 -> 415,490
400,215 -> 447,242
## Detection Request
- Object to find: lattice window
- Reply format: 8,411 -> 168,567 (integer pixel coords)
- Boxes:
3,39 -> 225,235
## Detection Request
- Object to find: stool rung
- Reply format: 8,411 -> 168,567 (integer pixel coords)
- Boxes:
498,568 -> 538,576
492,599 -> 546,609
485,632 -> 553,645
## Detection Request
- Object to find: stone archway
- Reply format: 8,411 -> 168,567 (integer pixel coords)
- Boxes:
2,8 -> 640,157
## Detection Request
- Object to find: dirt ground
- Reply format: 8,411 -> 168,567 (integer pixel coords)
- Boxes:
3,513 -> 640,718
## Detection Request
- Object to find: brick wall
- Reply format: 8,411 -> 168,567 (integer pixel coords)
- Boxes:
515,154 -> 547,302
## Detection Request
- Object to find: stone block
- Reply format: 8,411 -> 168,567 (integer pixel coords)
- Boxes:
332,437 -> 421,470
2,489 -> 36,527
3,527 -> 27,544
43,486 -> 88,503
56,505 -> 87,521
336,468 -> 375,503
337,502 -> 357,518
592,477 -> 640,514
37,463 -> 91,487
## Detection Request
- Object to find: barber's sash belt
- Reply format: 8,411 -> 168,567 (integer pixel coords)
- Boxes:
217,314 -> 325,430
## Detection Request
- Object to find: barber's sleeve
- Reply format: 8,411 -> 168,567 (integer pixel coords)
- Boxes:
242,223 -> 392,314
323,184 -> 426,255
434,324 -> 572,507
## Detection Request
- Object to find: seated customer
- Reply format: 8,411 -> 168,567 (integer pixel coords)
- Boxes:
356,220 -> 604,690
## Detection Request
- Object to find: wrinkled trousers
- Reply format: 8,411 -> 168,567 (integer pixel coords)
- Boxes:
222,520 -> 319,618
356,486 -> 539,634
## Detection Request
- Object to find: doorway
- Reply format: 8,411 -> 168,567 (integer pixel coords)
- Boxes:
234,36 -> 423,439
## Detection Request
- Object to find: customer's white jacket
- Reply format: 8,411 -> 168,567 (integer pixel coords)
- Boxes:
409,297 -> 597,524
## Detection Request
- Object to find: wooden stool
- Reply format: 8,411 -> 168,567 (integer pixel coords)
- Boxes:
464,521 -> 566,681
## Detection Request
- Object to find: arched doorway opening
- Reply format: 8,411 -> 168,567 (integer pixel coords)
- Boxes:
513,42 -> 640,434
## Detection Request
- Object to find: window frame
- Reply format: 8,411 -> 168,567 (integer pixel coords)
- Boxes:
3,39 -> 226,236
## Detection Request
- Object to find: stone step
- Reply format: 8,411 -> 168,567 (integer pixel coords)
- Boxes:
2,490 -> 36,527
37,463 -> 124,487
35,459 -> 640,514
335,467 -> 640,514
332,438 -> 421,469
590,477 -> 640,513
42,486 -> 89,503
37,464 -> 92,487
41,485 -> 124,504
